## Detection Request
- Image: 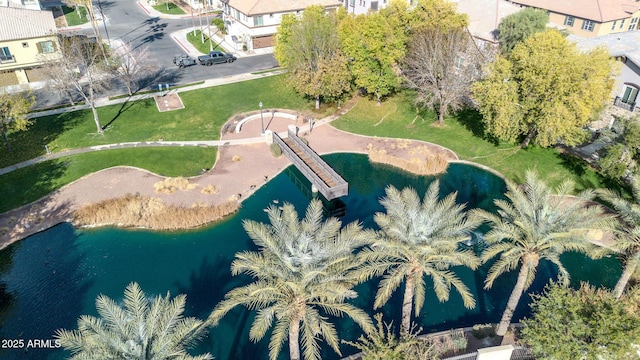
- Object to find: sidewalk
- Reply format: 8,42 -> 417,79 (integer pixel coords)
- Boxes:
27,68 -> 285,119
136,0 -> 274,58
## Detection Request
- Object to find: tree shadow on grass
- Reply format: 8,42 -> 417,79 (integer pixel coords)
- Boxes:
101,68 -> 184,130
0,110 -> 87,168
0,159 -> 69,213
455,108 -> 500,146
554,151 -> 624,192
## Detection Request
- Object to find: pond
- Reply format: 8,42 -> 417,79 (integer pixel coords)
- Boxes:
0,153 -> 621,359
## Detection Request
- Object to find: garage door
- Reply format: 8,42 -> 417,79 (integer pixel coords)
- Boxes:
252,35 -> 275,49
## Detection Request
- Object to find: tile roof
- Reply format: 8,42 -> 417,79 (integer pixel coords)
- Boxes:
509,0 -> 640,22
569,31 -> 640,68
227,0 -> 342,16
0,7 -> 57,42
455,0 -> 523,42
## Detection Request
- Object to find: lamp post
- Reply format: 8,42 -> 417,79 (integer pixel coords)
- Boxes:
259,102 -> 264,134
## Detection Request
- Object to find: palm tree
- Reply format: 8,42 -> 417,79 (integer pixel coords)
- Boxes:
597,175 -> 640,299
473,170 -> 614,337
358,181 -> 481,333
208,200 -> 374,360
55,282 -> 213,359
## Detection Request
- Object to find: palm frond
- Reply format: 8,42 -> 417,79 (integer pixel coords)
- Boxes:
301,316 -> 322,360
374,265 -> 408,309
249,307 -> 276,342
268,317 -> 290,360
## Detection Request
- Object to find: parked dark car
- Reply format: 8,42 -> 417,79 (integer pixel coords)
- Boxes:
197,50 -> 237,66
173,54 -> 197,68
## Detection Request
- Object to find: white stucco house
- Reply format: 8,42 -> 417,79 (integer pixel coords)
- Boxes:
342,0 -> 392,15
220,0 -> 342,51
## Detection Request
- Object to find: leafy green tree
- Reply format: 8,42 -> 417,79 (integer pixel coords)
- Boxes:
358,182 -> 481,333
521,282 -> 640,359
274,6 -> 351,109
597,175 -> 640,299
408,0 -> 468,33
472,170 -> 614,336
472,30 -> 615,147
598,116 -> 640,180
55,282 -> 212,359
208,200 -> 374,360
403,26 -> 486,125
0,91 -> 34,153
339,12 -> 405,105
497,8 -> 548,54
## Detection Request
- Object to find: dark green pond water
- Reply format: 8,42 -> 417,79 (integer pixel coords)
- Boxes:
0,153 -> 621,359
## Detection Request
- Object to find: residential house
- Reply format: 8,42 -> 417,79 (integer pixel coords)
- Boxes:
220,0 -> 342,51
570,32 -> 640,113
343,0 -> 390,15
508,0 -> 640,38
0,7 -> 59,88
0,0 -> 42,10
453,0 -> 523,44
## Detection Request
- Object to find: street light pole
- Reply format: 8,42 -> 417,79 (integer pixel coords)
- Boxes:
259,102 -> 264,134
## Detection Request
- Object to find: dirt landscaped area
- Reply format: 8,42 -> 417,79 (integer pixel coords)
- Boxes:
0,113 -> 458,250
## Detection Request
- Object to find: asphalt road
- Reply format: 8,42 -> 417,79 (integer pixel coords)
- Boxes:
34,0 -> 279,108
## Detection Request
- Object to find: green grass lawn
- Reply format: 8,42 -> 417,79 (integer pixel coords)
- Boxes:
333,91 -> 610,191
0,147 -> 215,213
186,30 -> 226,54
0,75 -> 332,211
151,1 -> 185,15
1,75 -> 615,213
1,75 -> 317,168
62,5 -> 89,26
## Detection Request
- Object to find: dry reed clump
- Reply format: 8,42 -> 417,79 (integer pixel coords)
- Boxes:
201,185 -> 219,194
232,155 -> 242,162
154,177 -> 198,194
367,144 -> 449,176
73,194 -> 240,230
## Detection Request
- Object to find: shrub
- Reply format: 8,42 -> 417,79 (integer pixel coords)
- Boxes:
471,324 -> 496,339
270,143 -> 282,157
212,18 -> 226,34
154,177 -> 198,194
201,184 -> 219,194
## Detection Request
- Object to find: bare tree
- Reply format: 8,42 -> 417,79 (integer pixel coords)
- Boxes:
41,35 -> 114,134
403,27 -> 488,125
112,45 -> 158,96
